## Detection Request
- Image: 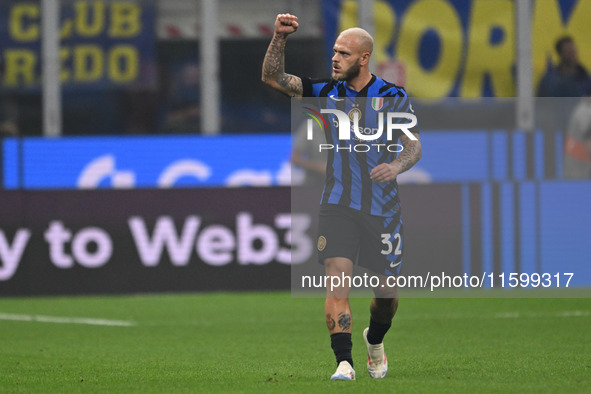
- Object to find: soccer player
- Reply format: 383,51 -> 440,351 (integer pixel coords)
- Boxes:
262,13 -> 422,380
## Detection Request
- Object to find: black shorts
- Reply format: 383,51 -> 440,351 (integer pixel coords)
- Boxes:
317,203 -> 404,276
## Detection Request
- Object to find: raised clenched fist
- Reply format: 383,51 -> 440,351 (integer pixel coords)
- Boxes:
274,13 -> 299,36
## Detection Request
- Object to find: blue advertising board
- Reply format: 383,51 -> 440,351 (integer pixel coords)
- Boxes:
2,134 -> 292,189
1,131 -> 554,189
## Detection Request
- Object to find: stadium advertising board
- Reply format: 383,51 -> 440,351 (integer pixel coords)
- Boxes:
0,187 -> 294,296
2,135 -> 293,189
0,185 -> 468,296
322,0 -> 591,97
1,183 -> 589,296
0,0 -> 156,91
2,130 -> 547,189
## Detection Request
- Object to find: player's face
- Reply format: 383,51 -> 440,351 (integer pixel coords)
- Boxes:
331,35 -> 365,82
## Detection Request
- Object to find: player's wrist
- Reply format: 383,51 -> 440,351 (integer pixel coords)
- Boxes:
273,32 -> 289,40
388,162 -> 401,177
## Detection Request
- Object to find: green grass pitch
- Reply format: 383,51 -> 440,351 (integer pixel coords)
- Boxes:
0,292 -> 590,393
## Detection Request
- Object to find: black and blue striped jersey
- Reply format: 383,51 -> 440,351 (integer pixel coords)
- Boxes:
301,74 -> 416,217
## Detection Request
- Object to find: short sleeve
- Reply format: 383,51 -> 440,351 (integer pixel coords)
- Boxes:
302,77 -> 314,97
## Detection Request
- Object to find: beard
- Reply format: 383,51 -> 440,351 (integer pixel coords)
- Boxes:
332,62 -> 361,82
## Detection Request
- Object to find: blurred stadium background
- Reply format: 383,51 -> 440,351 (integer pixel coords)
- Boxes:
0,1 -> 590,391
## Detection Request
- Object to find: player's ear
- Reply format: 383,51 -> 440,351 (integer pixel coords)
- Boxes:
360,52 -> 370,66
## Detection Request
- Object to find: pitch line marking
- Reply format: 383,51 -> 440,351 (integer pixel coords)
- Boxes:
493,310 -> 591,319
394,310 -> 591,321
0,313 -> 136,327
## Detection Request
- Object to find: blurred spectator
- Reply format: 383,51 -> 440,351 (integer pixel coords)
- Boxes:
563,90 -> 591,179
537,36 -> 591,97
161,63 -> 201,134
0,96 -> 19,137
536,36 -> 591,138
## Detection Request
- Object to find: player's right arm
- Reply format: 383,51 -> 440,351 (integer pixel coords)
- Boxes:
262,14 -> 303,98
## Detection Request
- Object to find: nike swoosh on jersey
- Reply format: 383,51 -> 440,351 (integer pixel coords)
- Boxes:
389,261 -> 401,268
329,94 -> 344,101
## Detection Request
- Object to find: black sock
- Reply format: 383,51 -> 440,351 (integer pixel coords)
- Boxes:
367,318 -> 392,345
330,332 -> 353,367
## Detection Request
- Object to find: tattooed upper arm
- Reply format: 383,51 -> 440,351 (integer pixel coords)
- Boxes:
276,74 -> 303,97
263,68 -> 303,98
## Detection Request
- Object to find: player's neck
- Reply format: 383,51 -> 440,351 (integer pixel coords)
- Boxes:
346,70 -> 372,92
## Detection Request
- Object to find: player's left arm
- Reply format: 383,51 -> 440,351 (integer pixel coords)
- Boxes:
370,131 -> 422,183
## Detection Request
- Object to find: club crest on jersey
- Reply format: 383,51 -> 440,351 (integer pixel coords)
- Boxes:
348,108 -> 362,122
371,97 -> 384,111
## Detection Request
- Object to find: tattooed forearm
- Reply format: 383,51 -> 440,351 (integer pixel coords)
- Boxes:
262,34 -> 303,97
393,132 -> 422,174
263,34 -> 286,79
326,314 -> 336,330
337,312 -> 352,331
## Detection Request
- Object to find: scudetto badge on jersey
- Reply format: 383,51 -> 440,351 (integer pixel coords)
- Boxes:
371,97 -> 384,111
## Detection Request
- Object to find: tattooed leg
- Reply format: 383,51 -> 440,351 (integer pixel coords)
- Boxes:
325,313 -> 336,331
324,257 -> 354,334
325,299 -> 352,334
338,312 -> 352,331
